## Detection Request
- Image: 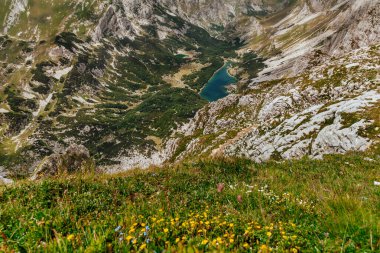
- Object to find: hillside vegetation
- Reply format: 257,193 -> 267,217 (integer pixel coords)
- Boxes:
0,154 -> 379,252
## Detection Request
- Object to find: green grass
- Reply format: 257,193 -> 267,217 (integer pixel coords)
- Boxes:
237,52 -> 266,80
0,154 -> 379,252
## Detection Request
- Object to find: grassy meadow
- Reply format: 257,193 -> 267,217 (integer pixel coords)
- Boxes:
0,154 -> 379,252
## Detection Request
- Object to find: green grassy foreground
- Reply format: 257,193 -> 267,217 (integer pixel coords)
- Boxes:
0,154 -> 379,252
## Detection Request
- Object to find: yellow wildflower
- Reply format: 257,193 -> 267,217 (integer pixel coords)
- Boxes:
259,244 -> 270,253
291,235 -> 297,240
67,234 -> 75,241
229,238 -> 234,243
175,238 -> 180,243
243,243 -> 250,249
163,228 -> 169,233
291,248 -> 298,253
201,239 -> 208,245
139,243 -> 147,250
266,232 -> 272,237
126,235 -> 133,242
229,223 -> 234,228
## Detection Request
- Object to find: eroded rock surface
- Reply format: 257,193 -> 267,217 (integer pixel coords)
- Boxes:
172,45 -> 380,163
31,144 -> 93,180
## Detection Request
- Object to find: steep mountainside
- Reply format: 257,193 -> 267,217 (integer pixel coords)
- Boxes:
159,0 -> 287,39
0,0 -> 379,178
158,0 -> 380,165
0,0 -> 237,175
173,45 -> 380,162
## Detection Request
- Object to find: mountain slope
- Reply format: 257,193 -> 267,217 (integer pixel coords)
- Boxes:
0,0 -> 243,175
171,45 -> 380,162
160,0 -> 380,165
0,0 -> 379,177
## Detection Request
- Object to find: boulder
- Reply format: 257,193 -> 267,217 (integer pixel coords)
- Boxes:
31,144 -> 93,180
0,176 -> 14,185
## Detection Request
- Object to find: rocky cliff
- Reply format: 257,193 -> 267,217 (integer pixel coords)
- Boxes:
172,45 -> 379,163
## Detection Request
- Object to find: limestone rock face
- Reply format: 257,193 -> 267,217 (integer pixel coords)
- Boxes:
0,176 -> 14,185
159,0 -> 278,38
92,7 -> 120,41
254,0 -> 380,82
2,0 -> 28,33
31,144 -> 92,180
226,91 -> 380,162
93,0 -> 155,41
0,166 -> 13,185
172,45 -> 380,163
322,0 -> 380,56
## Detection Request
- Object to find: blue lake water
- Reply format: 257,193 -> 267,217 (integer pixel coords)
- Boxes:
200,63 -> 237,102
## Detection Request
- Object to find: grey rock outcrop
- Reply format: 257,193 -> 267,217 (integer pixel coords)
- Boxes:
171,45 -> 380,163
31,144 -> 93,180
325,0 -> 380,56
226,91 -> 380,161
92,0 -> 156,41
0,166 -> 13,185
254,0 -> 380,82
0,176 -> 14,185
2,0 -> 28,34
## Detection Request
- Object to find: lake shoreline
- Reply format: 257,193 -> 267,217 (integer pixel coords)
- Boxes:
199,62 -> 227,94
200,61 -> 237,102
